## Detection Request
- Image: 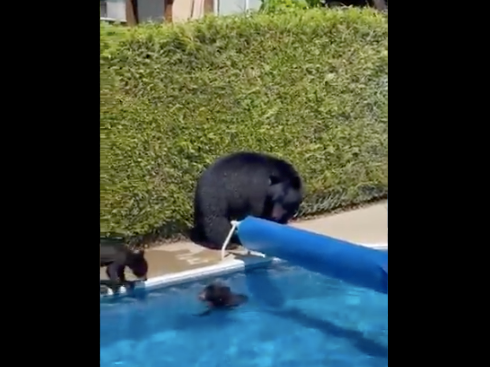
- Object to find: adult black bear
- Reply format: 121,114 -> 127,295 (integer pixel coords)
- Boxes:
192,152 -> 304,250
100,241 -> 148,293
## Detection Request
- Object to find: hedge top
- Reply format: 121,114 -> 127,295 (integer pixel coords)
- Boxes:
100,8 -> 388,241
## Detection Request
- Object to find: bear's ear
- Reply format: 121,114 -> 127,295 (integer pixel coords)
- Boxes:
269,175 -> 282,186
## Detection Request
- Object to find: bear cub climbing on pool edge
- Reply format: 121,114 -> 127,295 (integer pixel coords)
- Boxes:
100,240 -> 148,293
191,151 -> 304,250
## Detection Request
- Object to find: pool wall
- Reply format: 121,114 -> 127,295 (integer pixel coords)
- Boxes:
100,242 -> 387,300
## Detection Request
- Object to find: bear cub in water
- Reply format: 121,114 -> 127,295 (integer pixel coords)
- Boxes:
192,151 -> 304,250
197,282 -> 248,316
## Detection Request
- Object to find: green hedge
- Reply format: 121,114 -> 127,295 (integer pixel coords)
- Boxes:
100,8 -> 388,242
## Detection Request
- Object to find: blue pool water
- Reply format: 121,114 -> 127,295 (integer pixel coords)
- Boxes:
100,263 -> 388,367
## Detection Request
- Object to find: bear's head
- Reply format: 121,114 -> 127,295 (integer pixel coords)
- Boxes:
126,249 -> 148,281
266,175 -> 303,224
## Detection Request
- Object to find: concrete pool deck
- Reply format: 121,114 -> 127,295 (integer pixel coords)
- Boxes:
100,201 -> 387,281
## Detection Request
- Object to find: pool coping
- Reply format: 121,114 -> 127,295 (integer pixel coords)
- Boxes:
100,242 -> 388,300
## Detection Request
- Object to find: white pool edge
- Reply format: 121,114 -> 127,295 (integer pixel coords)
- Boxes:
100,242 -> 387,299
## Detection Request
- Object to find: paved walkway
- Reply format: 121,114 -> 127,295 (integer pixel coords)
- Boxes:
101,201 -> 387,280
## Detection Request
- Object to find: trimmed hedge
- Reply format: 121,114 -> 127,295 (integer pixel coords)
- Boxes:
100,8 -> 388,241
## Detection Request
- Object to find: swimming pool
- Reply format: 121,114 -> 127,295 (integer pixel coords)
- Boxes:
100,262 -> 388,367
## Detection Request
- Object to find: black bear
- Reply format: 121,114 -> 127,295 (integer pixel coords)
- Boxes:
100,241 -> 148,293
192,151 -> 304,249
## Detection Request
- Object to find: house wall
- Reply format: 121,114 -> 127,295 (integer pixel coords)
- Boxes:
100,0 -> 263,24
216,0 -> 261,15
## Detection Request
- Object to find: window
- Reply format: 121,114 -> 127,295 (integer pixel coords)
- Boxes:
100,0 -> 126,21
100,0 -> 108,18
